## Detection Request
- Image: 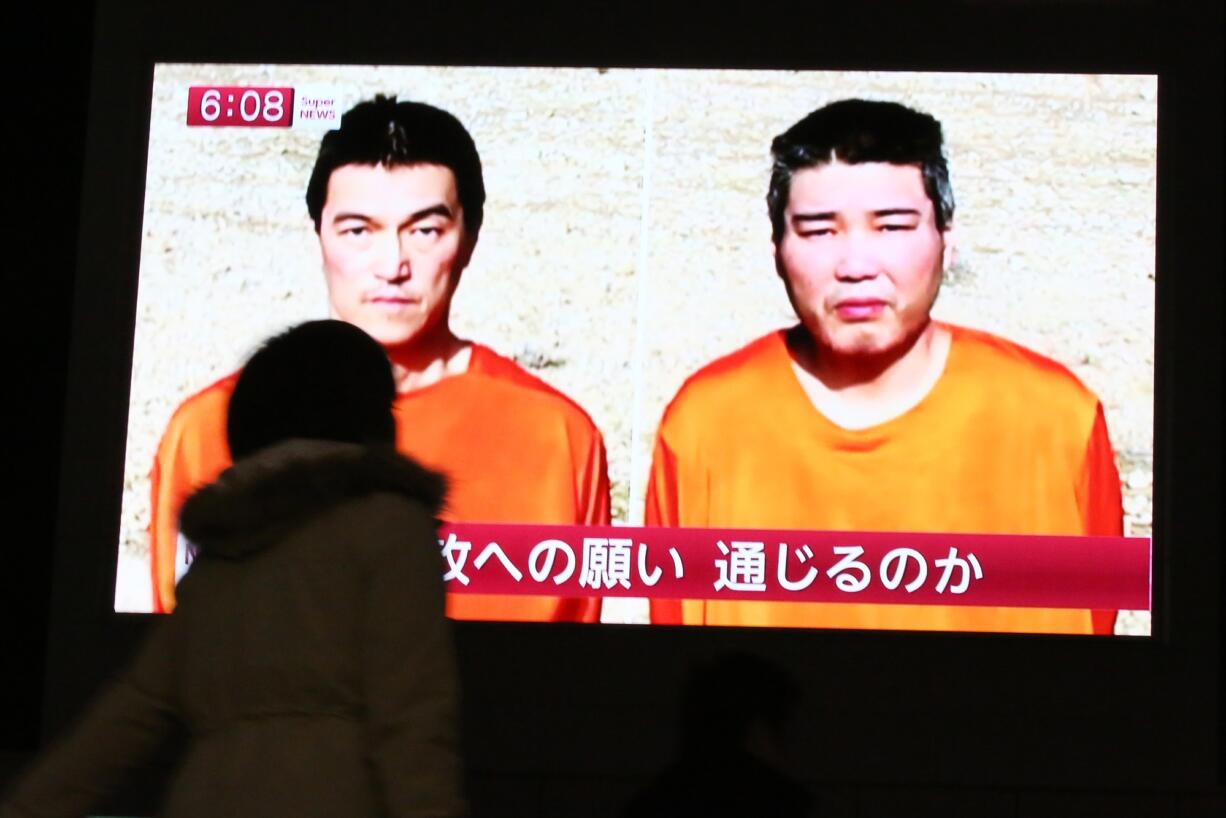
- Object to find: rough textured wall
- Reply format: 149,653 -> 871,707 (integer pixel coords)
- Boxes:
117,66 -> 1155,633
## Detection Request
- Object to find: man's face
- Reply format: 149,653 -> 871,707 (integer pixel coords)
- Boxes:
318,162 -> 473,347
774,161 -> 951,358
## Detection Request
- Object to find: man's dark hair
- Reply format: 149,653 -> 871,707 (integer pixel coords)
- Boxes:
767,98 -> 955,242
305,95 -> 485,235
227,320 -> 397,460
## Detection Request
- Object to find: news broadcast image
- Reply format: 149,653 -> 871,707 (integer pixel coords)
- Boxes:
115,65 -> 1156,633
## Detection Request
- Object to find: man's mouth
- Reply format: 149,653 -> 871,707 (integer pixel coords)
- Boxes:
833,298 -> 887,321
368,293 -> 419,307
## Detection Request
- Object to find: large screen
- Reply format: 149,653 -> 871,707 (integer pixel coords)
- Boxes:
115,64 -> 1156,635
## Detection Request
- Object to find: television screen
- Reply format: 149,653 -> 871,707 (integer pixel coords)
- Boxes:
115,64 -> 1155,636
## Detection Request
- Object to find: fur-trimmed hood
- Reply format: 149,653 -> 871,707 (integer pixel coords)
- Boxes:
179,439 -> 447,559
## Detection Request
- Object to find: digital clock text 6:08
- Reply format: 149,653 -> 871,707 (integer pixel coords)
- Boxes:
199,88 -> 286,123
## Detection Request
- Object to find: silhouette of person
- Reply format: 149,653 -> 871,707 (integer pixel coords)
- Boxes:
623,651 -> 814,818
2,320 -> 464,818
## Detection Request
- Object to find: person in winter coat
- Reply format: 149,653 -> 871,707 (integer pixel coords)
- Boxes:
2,319 -> 465,818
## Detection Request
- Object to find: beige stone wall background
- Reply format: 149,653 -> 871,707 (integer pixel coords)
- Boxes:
116,66 -> 1155,635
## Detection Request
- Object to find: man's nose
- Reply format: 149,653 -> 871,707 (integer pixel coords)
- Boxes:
833,231 -> 880,281
374,234 -> 411,281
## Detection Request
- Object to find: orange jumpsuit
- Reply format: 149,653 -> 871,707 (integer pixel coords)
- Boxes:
645,324 -> 1123,634
150,343 -> 610,621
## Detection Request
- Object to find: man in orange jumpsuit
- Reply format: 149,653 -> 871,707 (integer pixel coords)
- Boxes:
646,99 -> 1123,633
151,96 -> 609,621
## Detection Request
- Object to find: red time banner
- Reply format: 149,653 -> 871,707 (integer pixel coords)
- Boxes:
186,86 -> 294,127
437,523 -> 1151,610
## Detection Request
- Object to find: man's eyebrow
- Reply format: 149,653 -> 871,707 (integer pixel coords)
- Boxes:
330,210 -> 374,224
329,203 -> 455,224
791,211 -> 838,223
404,203 -> 455,223
791,207 -> 924,222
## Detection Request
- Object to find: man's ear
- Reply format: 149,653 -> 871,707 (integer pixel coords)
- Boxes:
941,223 -> 957,274
773,239 -> 786,279
455,229 -> 478,275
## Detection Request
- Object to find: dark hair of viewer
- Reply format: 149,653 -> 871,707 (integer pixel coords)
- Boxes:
227,320 -> 397,460
767,98 -> 955,242
305,94 -> 486,235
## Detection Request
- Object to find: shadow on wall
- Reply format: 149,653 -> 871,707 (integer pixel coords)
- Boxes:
621,651 -> 816,818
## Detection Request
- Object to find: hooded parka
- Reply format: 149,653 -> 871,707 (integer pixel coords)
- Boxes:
2,439 -> 464,818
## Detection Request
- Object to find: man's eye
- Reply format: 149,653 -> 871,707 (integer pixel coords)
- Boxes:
414,225 -> 441,237
341,225 -> 369,237
799,227 -> 835,237
878,223 -> 915,232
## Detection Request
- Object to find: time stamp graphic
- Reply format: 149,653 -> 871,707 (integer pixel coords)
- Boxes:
186,86 -> 339,127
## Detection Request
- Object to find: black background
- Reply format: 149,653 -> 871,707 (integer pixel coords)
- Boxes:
4,0 -> 1222,812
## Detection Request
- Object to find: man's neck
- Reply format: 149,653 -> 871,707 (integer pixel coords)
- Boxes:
787,320 -> 951,430
386,328 -> 472,393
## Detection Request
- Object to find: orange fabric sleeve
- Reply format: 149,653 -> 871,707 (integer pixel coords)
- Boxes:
1079,402 -> 1125,537
563,423 -> 609,622
535,424 -> 608,622
644,433 -> 684,625
1080,402 -> 1125,634
148,377 -> 236,613
148,452 -> 171,614
580,431 -> 612,527
643,435 -> 676,528
564,431 -> 610,622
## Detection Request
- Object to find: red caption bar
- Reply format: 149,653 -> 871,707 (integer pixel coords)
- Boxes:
437,523 -> 1151,610
186,86 -> 294,127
